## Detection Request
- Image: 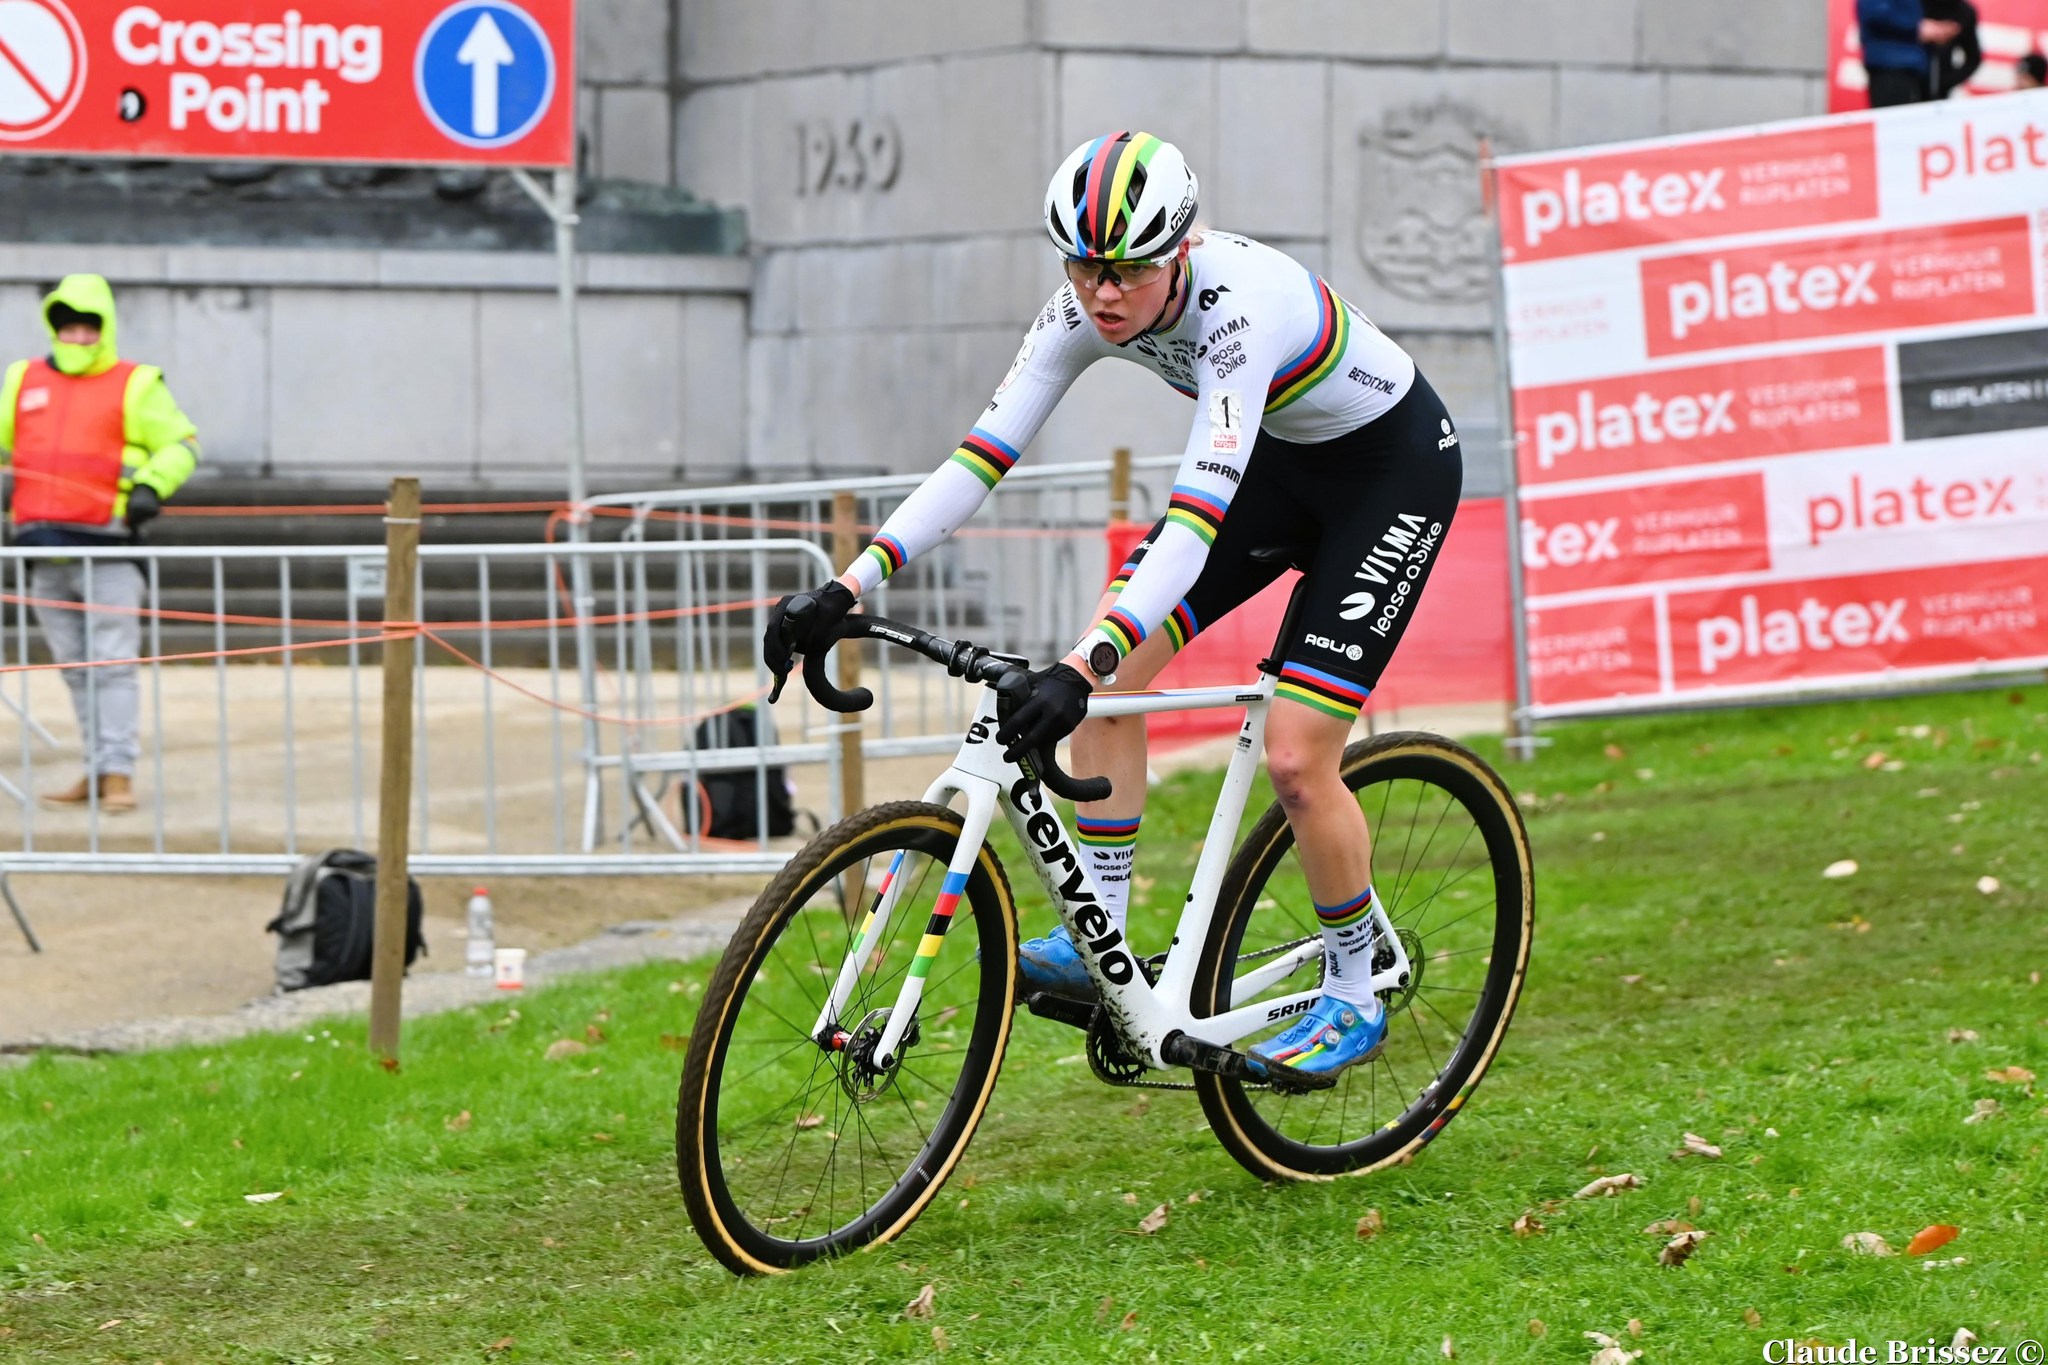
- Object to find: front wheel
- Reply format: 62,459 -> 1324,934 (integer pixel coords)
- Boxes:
1192,732 -> 1533,1181
677,802 -> 1018,1274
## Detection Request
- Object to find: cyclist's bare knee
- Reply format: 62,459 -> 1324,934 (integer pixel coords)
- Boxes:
1264,702 -> 1351,813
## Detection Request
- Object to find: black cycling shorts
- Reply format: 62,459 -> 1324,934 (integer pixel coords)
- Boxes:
1112,371 -> 1463,719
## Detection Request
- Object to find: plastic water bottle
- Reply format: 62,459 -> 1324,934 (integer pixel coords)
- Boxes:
466,887 -> 495,978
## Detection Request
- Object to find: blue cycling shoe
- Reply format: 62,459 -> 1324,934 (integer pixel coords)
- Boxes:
1250,995 -> 1387,1077
1016,925 -> 1097,1000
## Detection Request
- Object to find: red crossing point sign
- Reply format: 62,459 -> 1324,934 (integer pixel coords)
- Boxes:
0,0 -> 574,166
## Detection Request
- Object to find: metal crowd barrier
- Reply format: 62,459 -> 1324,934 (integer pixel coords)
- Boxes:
0,539 -> 846,887
578,456 -> 1178,766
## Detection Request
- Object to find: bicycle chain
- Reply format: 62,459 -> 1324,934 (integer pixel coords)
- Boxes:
1077,940 -> 1322,1093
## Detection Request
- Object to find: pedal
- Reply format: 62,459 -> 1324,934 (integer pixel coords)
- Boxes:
1159,1031 -> 1338,1093
1021,990 -> 1097,1032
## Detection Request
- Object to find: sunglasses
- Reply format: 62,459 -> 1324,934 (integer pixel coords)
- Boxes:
1061,255 -> 1174,290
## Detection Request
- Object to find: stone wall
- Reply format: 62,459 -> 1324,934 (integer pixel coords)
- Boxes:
0,244 -> 748,488
653,0 -> 1830,495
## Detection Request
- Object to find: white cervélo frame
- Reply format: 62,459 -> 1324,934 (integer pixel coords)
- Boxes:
678,609 -> 1533,1276
815,672 -> 1407,1075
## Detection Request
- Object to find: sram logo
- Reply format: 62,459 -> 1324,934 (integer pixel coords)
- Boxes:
1697,596 -> 1907,676
1194,460 -> 1241,483
1265,996 -> 1314,1024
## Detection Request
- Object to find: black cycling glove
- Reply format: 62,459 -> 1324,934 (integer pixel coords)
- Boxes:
995,661 -> 1092,764
764,580 -> 857,681
125,483 -> 162,529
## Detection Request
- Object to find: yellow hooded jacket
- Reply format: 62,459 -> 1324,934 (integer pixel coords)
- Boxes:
0,274 -> 200,534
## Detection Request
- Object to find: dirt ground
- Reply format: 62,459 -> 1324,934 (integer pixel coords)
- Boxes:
0,655 -> 1499,1043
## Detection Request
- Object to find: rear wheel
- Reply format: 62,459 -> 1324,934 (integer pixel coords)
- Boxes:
677,802 -> 1017,1274
1192,733 -> 1532,1181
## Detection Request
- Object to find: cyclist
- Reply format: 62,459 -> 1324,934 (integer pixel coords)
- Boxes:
766,131 -> 1462,1077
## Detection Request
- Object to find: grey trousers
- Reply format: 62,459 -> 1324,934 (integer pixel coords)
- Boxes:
30,560 -> 144,777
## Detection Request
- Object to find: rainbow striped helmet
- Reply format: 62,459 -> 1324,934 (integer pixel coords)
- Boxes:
1044,131 -> 1199,261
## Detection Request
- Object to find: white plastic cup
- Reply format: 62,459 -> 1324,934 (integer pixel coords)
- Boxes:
493,947 -> 526,990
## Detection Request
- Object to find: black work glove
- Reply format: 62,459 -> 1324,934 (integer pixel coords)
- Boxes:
124,483 -> 162,529
763,580 -> 857,682
995,661 -> 1092,764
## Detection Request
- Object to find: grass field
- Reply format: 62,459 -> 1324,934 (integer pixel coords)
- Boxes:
3,685 -> 2045,1362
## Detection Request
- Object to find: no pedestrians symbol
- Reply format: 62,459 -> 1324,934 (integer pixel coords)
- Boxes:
0,0 -> 85,143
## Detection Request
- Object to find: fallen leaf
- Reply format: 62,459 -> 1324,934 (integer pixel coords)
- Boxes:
1642,1218 -> 1696,1235
1185,1190 -> 1204,1204
243,1192 -> 283,1204
931,1325 -> 950,1351
1575,1173 -> 1644,1199
1964,1098 -> 2002,1125
1744,1308 -> 1762,1328
1659,1229 -> 1707,1267
1635,767 -> 1656,781
1953,1329 -> 1979,1350
905,1283 -> 936,1320
444,1111 -> 472,1133
584,1024 -> 607,1044
1119,1311 -> 1138,1332
1628,1319 -> 1644,1337
588,1132 -> 612,1143
486,1338 -> 515,1354
1528,1319 -> 1546,1337
1441,1335 -> 1455,1359
658,1034 -> 689,1051
1512,1213 -> 1544,1237
1591,1349 -> 1643,1365
1674,1132 -> 1723,1160
543,1039 -> 587,1061
1842,1231 -> 1894,1256
1135,1203 -> 1169,1235
1356,1208 -> 1386,1240
1976,876 -> 2002,895
1862,751 -> 1888,769
1095,1296 -> 1112,1324
1906,1224 -> 1961,1257
1822,859 -> 1859,879
1688,1195 -> 1703,1217
1985,1066 -> 2036,1084
1621,974 -> 1645,986
795,1114 -> 823,1130
96,1320 -> 123,1331
1949,1028 -> 1980,1044
1121,1192 -> 1138,1206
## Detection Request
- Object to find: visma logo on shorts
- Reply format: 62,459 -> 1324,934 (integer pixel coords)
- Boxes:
1355,514 -> 1444,639
1337,591 -> 1376,621
1696,596 -> 1907,676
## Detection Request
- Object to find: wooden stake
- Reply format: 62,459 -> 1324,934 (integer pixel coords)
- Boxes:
368,478 -> 421,1063
829,491 -> 867,919
1109,446 -> 1132,524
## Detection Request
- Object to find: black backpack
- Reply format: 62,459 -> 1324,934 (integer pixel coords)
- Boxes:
265,849 -> 426,992
683,705 -> 799,842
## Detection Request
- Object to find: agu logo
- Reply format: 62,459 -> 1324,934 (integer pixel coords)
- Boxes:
1338,592 -> 1376,621
0,0 -> 87,143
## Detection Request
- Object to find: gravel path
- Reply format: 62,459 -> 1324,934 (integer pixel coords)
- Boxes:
0,895 -> 753,1060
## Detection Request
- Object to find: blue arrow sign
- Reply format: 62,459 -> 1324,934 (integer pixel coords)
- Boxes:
415,1 -> 556,150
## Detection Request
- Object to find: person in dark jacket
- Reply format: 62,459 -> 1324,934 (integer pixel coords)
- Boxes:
1859,0 -> 1960,106
1924,0 -> 1983,98
2018,52 -> 2046,89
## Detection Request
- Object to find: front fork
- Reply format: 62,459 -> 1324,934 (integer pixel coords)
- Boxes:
808,780 -> 1000,1071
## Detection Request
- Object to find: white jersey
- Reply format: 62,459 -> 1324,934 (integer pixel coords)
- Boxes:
848,232 -> 1417,666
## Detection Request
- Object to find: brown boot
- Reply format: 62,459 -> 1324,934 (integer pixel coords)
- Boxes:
99,773 -> 137,814
41,775 -> 91,809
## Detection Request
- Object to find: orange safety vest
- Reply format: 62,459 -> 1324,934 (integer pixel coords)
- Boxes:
9,358 -> 137,527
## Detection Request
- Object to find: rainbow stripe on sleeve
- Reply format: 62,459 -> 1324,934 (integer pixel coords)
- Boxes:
1097,606 -> 1147,656
861,532 -> 909,582
1163,599 -> 1198,651
1275,661 -> 1368,721
949,428 -> 1022,489
1267,276 -> 1350,414
1165,485 -> 1229,547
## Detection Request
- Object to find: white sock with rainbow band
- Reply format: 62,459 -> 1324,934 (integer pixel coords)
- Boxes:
1315,886 -> 1386,1012
1075,813 -> 1141,931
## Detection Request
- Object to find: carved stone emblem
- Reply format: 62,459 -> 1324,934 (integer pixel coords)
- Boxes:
1356,101 -> 1515,306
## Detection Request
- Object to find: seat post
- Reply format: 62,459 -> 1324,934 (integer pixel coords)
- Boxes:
1256,571 -> 1312,679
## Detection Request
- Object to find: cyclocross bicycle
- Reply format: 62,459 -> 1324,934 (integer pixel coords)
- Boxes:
677,593 -> 1533,1276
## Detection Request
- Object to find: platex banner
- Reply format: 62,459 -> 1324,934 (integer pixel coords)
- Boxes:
1494,94 -> 2048,714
